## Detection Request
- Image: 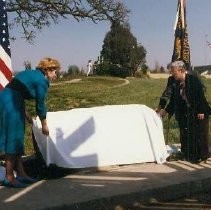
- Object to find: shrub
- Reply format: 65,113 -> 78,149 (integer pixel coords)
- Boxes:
134,70 -> 149,78
67,65 -> 80,75
95,63 -> 130,78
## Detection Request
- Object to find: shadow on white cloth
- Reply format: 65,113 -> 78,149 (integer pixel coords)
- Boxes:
32,104 -> 169,168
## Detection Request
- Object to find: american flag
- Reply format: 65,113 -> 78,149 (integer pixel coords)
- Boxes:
0,0 -> 12,90
172,0 -> 191,71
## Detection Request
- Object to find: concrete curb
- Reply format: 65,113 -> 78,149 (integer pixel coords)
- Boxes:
1,160 -> 211,210
43,177 -> 211,210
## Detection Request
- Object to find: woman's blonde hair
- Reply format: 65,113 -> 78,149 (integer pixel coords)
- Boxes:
37,57 -> 60,72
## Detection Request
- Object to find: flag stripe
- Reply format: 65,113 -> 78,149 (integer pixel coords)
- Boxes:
0,45 -> 12,80
0,45 -> 12,69
0,69 -> 10,87
0,0 -> 13,90
0,58 -> 12,81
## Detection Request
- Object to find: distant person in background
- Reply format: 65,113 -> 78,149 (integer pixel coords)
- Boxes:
87,60 -> 92,76
0,57 -> 60,188
158,60 -> 211,163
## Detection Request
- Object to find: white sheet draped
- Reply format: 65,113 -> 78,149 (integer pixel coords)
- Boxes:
32,104 -> 169,168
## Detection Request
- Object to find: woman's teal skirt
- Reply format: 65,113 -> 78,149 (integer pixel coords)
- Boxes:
0,88 -> 25,155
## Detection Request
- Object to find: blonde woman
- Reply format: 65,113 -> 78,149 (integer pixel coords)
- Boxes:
0,57 -> 60,187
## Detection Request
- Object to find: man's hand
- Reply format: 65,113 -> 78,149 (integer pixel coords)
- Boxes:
157,109 -> 167,118
155,105 -> 162,113
198,113 -> 204,120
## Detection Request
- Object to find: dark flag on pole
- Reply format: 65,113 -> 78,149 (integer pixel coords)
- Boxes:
157,0 -> 191,113
172,0 -> 191,71
0,0 -> 12,90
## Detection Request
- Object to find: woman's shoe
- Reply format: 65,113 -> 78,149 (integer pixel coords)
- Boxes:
2,178 -> 27,188
16,176 -> 38,184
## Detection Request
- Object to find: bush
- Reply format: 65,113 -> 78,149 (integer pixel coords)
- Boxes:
134,70 -> 149,78
95,63 -> 130,78
67,65 -> 80,75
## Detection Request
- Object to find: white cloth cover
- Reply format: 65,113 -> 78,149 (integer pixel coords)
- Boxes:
32,104 -> 169,168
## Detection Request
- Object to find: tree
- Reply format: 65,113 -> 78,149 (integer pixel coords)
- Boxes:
67,65 -> 80,75
23,60 -> 32,70
130,43 -> 147,76
6,0 -> 129,41
154,61 -> 160,72
160,66 -> 165,73
100,21 -> 146,76
140,63 -> 149,75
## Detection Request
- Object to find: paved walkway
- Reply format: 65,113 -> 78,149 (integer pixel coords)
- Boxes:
1,158 -> 211,210
51,78 -> 130,88
51,79 -> 82,86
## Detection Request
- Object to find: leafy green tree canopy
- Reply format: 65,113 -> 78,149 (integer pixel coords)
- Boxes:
6,0 -> 129,41
100,21 -> 146,76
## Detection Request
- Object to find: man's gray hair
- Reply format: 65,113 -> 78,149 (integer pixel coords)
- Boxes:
170,60 -> 186,70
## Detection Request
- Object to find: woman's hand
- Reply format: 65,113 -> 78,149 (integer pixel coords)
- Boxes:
42,124 -> 49,135
41,119 -> 49,135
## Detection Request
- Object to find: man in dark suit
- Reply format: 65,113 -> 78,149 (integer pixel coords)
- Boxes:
159,60 -> 211,163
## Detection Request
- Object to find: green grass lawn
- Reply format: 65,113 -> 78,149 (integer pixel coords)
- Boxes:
25,75 -> 211,155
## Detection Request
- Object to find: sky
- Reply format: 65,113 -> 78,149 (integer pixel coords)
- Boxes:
7,0 -> 211,72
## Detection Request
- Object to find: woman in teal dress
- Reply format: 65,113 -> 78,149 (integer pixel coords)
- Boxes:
0,57 -> 60,187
